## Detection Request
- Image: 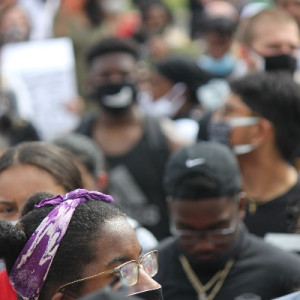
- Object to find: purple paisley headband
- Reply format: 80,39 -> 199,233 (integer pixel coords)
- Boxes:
9,189 -> 114,300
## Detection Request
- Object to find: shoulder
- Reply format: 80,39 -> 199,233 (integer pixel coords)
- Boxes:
289,176 -> 300,196
243,233 -> 300,269
157,236 -> 179,259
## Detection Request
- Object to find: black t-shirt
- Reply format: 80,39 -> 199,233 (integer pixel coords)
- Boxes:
155,226 -> 300,300
244,177 -> 300,237
77,113 -> 171,240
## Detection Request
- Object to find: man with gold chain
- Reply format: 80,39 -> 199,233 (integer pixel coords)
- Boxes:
155,141 -> 300,300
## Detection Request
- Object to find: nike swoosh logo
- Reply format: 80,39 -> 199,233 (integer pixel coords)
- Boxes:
185,158 -> 206,168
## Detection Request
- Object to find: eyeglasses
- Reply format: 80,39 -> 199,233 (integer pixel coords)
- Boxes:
171,214 -> 238,245
57,250 -> 158,294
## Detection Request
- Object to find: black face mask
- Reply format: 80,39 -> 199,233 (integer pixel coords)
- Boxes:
264,53 -> 297,75
129,287 -> 164,300
93,82 -> 137,115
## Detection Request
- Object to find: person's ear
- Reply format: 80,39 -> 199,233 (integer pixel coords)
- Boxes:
251,118 -> 273,148
97,171 -> 108,192
237,191 -> 246,221
51,291 -> 77,300
239,44 -> 256,71
51,292 -> 66,300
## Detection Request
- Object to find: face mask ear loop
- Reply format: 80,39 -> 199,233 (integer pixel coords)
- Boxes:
152,82 -> 187,118
167,82 -> 187,114
229,116 -> 260,155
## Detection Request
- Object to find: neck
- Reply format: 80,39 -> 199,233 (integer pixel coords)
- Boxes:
238,150 -> 298,202
97,105 -> 142,127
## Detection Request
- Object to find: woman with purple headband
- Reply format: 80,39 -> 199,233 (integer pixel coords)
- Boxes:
0,189 -> 162,300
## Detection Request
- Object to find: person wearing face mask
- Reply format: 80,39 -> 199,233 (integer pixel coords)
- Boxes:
155,141 -> 300,300
196,1 -> 243,79
77,37 -> 191,241
197,7 -> 300,160
148,57 -> 213,120
197,17 -> 238,78
143,57 -> 213,140
238,7 -> 300,79
208,72 -> 300,240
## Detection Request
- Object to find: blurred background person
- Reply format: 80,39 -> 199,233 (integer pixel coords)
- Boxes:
53,0 -> 139,96
18,0 -> 61,40
0,141 -> 82,299
274,0 -> 300,27
77,36 -> 191,241
52,132 -> 158,252
132,0 -> 192,62
0,3 -> 31,46
140,56 -> 214,140
195,1 -> 246,79
238,7 -> 300,77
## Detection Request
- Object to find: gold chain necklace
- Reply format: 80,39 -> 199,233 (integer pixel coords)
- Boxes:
179,255 -> 234,300
246,197 -> 270,214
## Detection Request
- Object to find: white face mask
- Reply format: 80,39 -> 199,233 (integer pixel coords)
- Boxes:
149,83 -> 187,118
209,116 -> 259,155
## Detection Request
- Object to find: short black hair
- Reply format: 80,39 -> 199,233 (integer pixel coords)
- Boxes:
201,17 -> 237,37
0,191 -> 125,299
153,56 -> 212,103
229,72 -> 300,162
86,37 -> 139,67
0,141 -> 82,191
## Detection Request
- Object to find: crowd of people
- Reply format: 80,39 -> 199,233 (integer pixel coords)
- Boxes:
1,0 -> 300,299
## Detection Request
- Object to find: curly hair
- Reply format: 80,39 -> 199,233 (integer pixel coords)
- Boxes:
0,191 -> 125,299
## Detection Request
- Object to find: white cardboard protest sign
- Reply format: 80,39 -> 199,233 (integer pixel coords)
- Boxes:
1,37 -> 80,140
